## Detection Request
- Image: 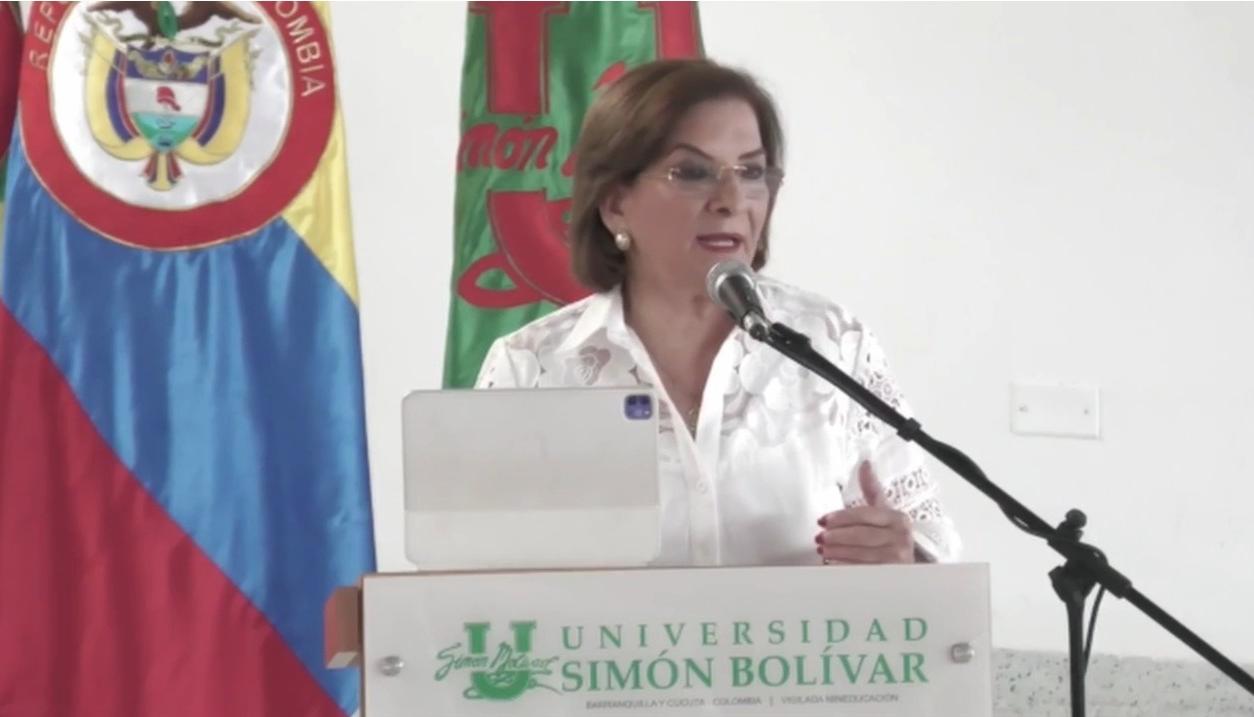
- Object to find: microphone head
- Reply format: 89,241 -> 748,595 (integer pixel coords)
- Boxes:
705,260 -> 755,304
705,260 -> 770,340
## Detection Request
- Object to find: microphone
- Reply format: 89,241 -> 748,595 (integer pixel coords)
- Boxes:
705,260 -> 770,340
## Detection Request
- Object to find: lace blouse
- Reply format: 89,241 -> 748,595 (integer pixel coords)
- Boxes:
475,277 -> 961,566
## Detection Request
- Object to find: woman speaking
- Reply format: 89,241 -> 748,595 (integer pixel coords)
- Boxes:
477,59 -> 960,568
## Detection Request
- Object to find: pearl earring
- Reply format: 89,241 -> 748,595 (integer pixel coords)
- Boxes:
614,231 -> 632,252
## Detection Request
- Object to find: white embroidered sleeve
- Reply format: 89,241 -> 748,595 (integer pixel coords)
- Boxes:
842,328 -> 962,562
474,338 -> 541,389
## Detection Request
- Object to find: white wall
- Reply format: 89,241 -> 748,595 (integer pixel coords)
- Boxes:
332,2 -> 1254,663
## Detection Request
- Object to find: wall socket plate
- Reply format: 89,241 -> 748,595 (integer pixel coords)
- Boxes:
1010,383 -> 1100,439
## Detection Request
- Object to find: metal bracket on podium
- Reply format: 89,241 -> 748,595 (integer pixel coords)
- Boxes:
324,585 -> 363,670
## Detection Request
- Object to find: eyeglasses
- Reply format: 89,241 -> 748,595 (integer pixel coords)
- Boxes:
644,160 -> 785,201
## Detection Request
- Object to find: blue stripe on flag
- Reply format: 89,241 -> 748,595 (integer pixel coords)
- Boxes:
1,137 -> 375,714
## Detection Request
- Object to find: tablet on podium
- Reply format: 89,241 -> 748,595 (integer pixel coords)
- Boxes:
401,386 -> 661,570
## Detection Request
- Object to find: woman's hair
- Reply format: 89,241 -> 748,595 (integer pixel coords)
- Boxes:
568,59 -> 785,292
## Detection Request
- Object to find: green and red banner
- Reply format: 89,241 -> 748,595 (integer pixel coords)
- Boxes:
443,1 -> 704,387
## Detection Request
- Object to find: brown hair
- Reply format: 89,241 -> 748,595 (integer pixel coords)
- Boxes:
568,59 -> 785,292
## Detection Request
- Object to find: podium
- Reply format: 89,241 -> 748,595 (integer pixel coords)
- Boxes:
326,563 -> 993,716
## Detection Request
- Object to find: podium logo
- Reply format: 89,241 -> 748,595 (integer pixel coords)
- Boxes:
434,621 -> 561,701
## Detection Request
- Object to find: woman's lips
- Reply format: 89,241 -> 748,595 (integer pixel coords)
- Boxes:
696,233 -> 745,252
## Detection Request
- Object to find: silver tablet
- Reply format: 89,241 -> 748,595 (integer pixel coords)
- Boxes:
401,386 -> 661,570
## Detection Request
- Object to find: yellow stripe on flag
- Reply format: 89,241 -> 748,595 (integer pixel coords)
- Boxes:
281,2 -> 359,305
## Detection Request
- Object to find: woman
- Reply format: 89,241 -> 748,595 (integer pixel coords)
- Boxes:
476,59 -> 960,567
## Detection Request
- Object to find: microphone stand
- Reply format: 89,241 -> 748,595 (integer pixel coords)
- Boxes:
758,320 -> 1254,717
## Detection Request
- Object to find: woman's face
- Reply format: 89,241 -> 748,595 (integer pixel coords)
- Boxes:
601,97 -> 774,296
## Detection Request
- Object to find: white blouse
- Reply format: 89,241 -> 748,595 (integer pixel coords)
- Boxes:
475,277 -> 960,567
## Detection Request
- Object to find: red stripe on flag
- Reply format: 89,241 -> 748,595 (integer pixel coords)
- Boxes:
0,306 -> 344,717
0,3 -> 20,160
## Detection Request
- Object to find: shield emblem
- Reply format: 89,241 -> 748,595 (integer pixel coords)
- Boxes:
84,24 -> 249,191
121,49 -> 211,152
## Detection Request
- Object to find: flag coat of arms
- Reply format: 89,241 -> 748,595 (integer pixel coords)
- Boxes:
0,3 -> 374,716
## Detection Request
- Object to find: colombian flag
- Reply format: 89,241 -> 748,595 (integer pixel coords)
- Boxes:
0,3 -> 374,716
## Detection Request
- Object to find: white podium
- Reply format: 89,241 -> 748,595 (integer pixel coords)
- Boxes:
326,563 -> 992,716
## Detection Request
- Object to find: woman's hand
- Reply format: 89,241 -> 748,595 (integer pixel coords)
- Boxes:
816,461 -> 915,564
